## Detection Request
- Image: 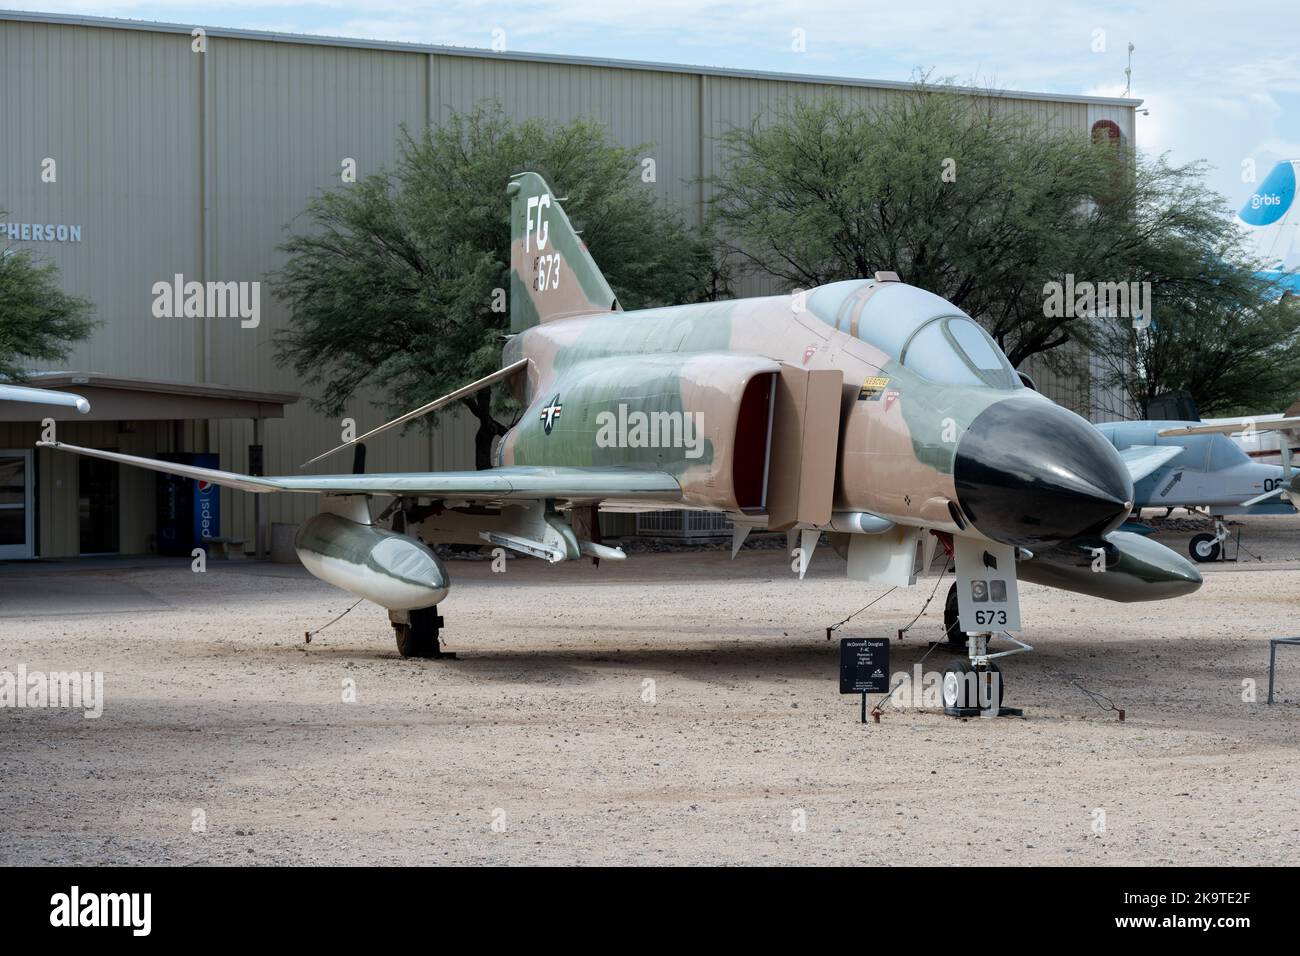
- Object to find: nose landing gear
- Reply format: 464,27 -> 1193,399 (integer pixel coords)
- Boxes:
943,540 -> 1031,717
940,628 -> 1030,718
1188,517 -> 1232,563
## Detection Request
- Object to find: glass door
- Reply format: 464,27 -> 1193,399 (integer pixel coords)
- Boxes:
78,454 -> 120,555
0,450 -> 34,560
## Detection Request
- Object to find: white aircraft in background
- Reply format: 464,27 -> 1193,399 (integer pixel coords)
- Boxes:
0,382 -> 90,413
1146,411 -> 1300,563
1157,411 -> 1300,509
1201,401 -> 1300,467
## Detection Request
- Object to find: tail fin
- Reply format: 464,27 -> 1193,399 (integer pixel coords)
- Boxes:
508,171 -> 619,333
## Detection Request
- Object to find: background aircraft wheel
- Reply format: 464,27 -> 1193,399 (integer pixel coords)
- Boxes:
1188,533 -> 1221,563
394,606 -> 446,658
941,660 -> 1002,710
942,583 -> 964,646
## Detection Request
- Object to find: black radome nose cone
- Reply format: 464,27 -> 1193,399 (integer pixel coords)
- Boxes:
954,398 -> 1133,548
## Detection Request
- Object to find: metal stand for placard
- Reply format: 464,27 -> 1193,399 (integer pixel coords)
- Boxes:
1267,637 -> 1300,704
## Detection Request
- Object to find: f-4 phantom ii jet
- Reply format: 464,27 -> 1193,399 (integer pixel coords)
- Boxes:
40,172 -> 1202,711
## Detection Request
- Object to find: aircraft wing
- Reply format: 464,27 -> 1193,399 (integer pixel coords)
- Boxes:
36,442 -> 683,502
0,383 -> 90,413
1117,444 -> 1184,483
301,358 -> 529,467
1157,417 -> 1300,438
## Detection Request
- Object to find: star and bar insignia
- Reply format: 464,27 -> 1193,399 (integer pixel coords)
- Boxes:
540,394 -> 563,434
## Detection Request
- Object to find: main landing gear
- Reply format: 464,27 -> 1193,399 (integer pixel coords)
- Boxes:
390,606 -> 456,659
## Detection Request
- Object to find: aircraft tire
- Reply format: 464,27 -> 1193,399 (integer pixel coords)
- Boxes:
942,583 -> 964,646
942,660 -> 974,708
394,606 -> 445,658
942,660 -> 1003,711
1188,533 -> 1221,563
981,662 -> 1004,711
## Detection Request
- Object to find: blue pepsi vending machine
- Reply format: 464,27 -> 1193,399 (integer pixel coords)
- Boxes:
156,453 -> 221,556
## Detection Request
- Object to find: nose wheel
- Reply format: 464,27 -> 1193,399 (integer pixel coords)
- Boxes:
941,658 -> 1003,711
1188,532 -> 1221,563
942,583 -> 964,646
941,631 -> 1028,718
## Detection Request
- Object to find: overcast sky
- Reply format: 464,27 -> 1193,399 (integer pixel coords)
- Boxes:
14,1 -> 1299,253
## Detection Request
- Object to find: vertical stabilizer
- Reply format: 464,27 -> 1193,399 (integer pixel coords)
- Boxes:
507,171 -> 619,333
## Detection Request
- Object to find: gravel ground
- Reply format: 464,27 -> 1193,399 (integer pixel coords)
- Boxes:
2,514 -> 1299,866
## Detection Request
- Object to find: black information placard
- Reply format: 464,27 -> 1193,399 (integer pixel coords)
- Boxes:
839,637 -> 889,694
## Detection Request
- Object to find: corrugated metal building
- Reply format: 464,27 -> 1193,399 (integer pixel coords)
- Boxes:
0,10 -> 1139,558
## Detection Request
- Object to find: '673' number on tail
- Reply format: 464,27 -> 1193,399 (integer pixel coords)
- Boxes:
534,254 -> 561,291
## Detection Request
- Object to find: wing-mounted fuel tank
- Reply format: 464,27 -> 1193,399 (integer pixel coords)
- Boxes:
294,496 -> 449,610
1018,531 -> 1202,601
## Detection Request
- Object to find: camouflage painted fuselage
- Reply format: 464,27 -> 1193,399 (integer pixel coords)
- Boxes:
496,170 -> 1177,583
500,289 -> 1015,535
